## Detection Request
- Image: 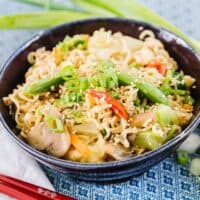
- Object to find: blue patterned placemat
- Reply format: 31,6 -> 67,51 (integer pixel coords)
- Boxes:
0,0 -> 200,199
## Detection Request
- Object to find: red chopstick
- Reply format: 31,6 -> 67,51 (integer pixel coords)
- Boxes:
0,174 -> 75,200
0,180 -> 45,200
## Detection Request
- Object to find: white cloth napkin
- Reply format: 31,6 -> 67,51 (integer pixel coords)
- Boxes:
0,122 -> 54,200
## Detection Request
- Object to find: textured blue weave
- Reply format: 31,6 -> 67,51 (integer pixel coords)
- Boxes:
0,0 -> 200,199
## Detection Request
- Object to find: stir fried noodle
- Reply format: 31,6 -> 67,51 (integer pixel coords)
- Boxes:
3,29 -> 195,163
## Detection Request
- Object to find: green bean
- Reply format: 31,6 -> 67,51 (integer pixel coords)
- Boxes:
25,76 -> 64,95
160,84 -> 187,96
117,72 -> 168,105
25,65 -> 76,95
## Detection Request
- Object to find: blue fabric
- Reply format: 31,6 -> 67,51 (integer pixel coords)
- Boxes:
0,0 -> 200,199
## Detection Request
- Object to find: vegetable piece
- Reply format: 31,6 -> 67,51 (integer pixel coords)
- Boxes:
130,112 -> 157,128
117,72 -> 168,105
166,125 -> 179,140
173,72 -> 186,90
25,76 -> 64,95
189,158 -> 200,176
73,121 -> 99,135
88,76 -> 99,87
100,129 -> 107,137
133,131 -> 166,150
110,91 -> 120,99
160,70 -> 190,96
176,150 -> 190,165
95,60 -> 115,70
82,0 -> 124,16
57,35 -> 88,51
147,60 -> 167,76
63,92 -> 82,103
0,11 -> 93,29
62,72 -> 89,103
160,85 -> 187,96
45,114 -> 64,133
156,104 -> 178,126
89,90 -> 128,120
68,134 -> 105,163
94,60 -> 118,89
59,65 -> 77,78
72,0 -> 115,16
71,134 -> 90,158
183,96 -> 194,105
3,0 -> 200,52
25,65 -> 76,95
13,0 -> 69,10
80,77 -> 89,91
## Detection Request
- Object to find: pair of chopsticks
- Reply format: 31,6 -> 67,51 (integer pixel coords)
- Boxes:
0,174 -> 75,200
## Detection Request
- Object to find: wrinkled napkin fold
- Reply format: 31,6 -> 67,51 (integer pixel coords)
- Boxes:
0,122 -> 54,200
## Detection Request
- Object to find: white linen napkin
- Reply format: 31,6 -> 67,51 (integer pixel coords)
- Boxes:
0,122 -> 54,200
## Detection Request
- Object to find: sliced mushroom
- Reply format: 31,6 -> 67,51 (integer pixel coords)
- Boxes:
130,112 -> 157,128
27,122 -> 70,157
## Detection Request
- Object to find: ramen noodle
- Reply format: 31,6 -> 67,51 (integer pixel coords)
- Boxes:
3,29 -> 195,163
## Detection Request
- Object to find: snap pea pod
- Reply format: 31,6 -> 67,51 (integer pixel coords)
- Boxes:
25,65 -> 76,95
117,72 -> 168,105
25,76 -> 65,95
160,85 -> 187,96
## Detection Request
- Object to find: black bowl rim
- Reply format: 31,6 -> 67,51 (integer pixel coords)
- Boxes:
1,17 -> 200,170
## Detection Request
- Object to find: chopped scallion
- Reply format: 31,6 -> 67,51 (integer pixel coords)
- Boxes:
45,114 -> 64,133
176,150 -> 190,165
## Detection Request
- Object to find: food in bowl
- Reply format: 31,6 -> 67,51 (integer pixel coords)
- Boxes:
3,28 -> 195,163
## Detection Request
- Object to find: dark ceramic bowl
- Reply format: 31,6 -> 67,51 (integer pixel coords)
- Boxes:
0,18 -> 200,182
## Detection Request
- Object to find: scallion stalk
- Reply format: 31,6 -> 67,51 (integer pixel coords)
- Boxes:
0,11 -> 93,29
12,0 -> 70,10
72,0 -> 115,16
45,114 -> 64,133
